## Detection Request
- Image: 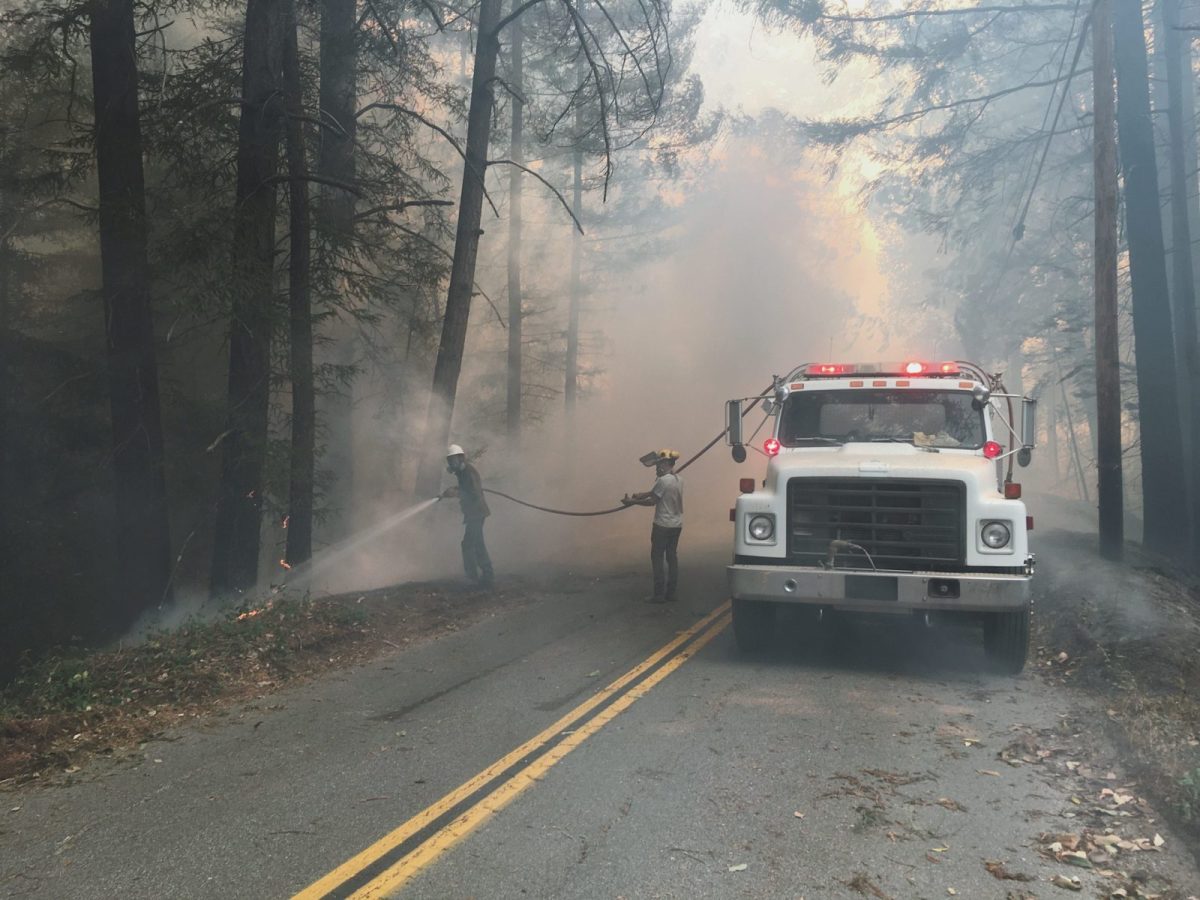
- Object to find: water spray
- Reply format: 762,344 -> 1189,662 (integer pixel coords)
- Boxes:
274,497 -> 443,593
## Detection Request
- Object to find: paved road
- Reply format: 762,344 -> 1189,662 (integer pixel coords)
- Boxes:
3,546 -> 1198,899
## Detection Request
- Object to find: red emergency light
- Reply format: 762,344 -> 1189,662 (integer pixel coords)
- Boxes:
983,441 -> 1003,459
801,361 -> 961,378
1004,482 -> 1022,499
764,437 -> 781,457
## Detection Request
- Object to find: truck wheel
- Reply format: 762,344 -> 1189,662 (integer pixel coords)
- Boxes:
983,609 -> 1030,674
732,599 -> 776,652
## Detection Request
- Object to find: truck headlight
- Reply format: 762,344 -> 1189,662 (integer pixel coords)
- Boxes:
981,521 -> 1011,549
748,514 -> 775,541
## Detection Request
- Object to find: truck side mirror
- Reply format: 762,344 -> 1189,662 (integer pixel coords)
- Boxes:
971,384 -> 991,411
1021,398 -> 1037,448
726,399 -> 745,462
1018,397 -> 1037,467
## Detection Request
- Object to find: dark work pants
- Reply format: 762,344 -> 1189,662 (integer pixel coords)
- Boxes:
650,524 -> 682,599
462,518 -> 493,584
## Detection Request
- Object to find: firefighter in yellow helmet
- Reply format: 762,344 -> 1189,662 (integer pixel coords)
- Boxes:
621,449 -> 683,603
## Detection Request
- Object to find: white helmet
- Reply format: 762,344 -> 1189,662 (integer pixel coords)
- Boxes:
446,444 -> 465,458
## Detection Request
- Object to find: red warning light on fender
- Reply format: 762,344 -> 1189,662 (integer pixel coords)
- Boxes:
983,440 -> 1003,459
764,438 -> 781,456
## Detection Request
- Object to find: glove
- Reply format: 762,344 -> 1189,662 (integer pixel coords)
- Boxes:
441,486 -> 459,500
620,494 -> 633,506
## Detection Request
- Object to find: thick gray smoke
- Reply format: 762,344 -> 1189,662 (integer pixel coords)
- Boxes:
307,132 -> 895,595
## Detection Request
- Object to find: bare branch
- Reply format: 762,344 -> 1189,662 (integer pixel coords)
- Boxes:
492,0 -> 548,34
561,0 -> 614,198
261,173 -> 365,196
813,2 -> 1075,24
811,68 -> 1092,138
375,222 -> 506,328
362,0 -> 400,53
356,102 -> 500,218
354,200 -> 455,220
488,158 -> 585,234
592,0 -> 657,113
487,76 -> 527,105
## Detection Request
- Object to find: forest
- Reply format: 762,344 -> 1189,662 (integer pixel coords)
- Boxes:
2,0 -> 1198,674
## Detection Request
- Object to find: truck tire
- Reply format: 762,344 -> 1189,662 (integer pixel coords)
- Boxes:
732,599 -> 775,652
983,608 -> 1030,674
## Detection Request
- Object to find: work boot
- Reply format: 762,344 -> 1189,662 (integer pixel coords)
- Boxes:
644,595 -> 667,604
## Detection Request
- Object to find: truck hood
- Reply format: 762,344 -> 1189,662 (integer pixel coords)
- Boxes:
764,442 -> 1004,495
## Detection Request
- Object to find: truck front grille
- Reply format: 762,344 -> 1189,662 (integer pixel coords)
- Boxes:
787,477 -> 965,571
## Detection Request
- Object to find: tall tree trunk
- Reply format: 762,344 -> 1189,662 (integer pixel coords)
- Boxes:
415,0 -> 502,499
0,237 -> 10,569
210,0 -> 284,597
1112,0 -> 1191,558
283,0 -> 314,567
1093,0 -> 1124,560
316,0 -> 357,543
1163,0 -> 1200,564
88,0 -> 174,621
506,8 -> 524,440
1045,387 -> 1060,483
565,141 -> 582,416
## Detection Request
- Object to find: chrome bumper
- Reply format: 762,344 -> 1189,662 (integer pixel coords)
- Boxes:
728,564 -> 1031,613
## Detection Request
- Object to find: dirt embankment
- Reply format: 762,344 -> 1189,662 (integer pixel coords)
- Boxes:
1033,530 -> 1200,857
0,579 -> 541,784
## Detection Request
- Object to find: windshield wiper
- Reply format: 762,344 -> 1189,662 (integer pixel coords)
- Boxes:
791,436 -> 844,446
867,436 -> 939,452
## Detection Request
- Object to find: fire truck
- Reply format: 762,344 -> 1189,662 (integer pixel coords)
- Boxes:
725,360 -> 1036,673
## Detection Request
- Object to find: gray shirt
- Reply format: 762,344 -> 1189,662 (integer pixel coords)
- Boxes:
651,473 -> 683,528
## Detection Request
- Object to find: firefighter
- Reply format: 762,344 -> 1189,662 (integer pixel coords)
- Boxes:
442,444 -> 494,589
622,449 -> 683,603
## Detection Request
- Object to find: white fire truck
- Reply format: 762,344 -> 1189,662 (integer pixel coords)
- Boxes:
725,360 -> 1036,672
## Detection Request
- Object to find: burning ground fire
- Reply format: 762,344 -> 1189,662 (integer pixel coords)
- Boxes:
236,600 -> 274,622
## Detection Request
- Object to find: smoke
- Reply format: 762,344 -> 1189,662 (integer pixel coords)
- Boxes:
303,128 -> 900,596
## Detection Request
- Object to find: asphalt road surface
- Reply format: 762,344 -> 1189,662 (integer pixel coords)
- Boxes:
3,545 -> 1198,899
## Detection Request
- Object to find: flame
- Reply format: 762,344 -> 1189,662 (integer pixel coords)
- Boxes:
282,515 -> 290,529
236,600 -> 274,622
279,558 -> 292,570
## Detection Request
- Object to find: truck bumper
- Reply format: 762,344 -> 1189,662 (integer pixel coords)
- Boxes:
728,564 -> 1030,614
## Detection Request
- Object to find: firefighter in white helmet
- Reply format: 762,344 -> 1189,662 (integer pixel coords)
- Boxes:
621,449 -> 683,603
442,444 -> 494,589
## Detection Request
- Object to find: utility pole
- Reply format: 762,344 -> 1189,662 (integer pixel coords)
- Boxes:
1093,0 -> 1123,559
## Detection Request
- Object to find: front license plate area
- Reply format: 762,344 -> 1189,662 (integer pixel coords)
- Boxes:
845,574 -> 898,602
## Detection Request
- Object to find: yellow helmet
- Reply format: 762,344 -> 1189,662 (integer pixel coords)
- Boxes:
639,448 -> 681,467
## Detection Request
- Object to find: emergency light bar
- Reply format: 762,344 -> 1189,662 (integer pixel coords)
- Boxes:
799,361 -> 961,378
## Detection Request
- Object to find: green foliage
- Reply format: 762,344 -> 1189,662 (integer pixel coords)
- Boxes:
1178,767 -> 1200,823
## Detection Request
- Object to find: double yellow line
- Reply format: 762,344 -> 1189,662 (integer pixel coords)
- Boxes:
293,601 -> 732,899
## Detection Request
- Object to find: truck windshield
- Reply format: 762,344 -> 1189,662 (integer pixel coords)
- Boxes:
778,389 -> 985,449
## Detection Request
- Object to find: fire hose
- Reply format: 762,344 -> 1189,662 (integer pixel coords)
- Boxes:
474,389 -> 772,517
